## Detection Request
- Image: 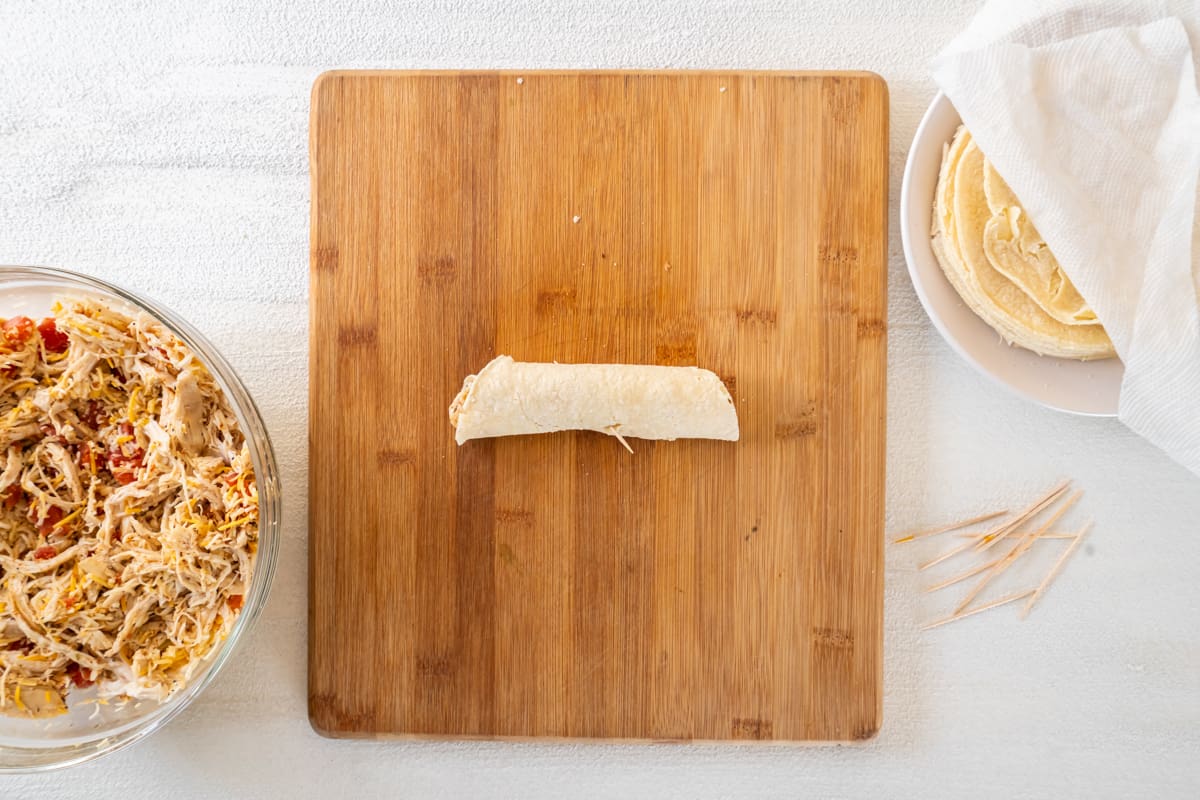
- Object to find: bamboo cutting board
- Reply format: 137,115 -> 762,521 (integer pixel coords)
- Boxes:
309,71 -> 887,741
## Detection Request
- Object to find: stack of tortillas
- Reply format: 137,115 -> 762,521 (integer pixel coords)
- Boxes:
931,126 -> 1115,360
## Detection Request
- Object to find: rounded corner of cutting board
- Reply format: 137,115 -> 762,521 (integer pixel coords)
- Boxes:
306,695 -> 342,739
846,70 -> 889,94
855,709 -> 884,743
310,69 -> 348,105
307,695 -> 369,740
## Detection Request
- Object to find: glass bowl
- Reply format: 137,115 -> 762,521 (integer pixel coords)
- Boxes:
0,265 -> 280,771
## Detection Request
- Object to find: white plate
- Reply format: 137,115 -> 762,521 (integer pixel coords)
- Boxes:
899,93 -> 1123,417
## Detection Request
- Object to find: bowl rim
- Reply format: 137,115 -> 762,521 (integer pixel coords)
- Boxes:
0,264 -> 281,772
899,93 -> 1122,418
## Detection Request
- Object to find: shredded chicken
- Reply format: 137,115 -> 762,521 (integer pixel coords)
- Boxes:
0,299 -> 257,718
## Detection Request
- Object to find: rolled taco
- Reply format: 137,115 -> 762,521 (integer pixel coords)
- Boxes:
449,355 -> 739,448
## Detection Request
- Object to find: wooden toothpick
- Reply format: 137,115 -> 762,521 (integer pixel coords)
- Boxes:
604,425 -> 634,454
1020,521 -> 1092,619
921,589 -> 1035,631
892,509 -> 1009,544
956,531 -> 1076,540
953,490 -> 1082,615
923,556 -> 1002,593
974,480 -> 1070,553
918,538 -> 978,571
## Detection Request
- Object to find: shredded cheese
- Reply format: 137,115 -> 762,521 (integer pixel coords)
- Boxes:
53,507 -> 83,529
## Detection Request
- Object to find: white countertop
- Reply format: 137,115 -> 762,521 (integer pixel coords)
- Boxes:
2,1 -> 1198,797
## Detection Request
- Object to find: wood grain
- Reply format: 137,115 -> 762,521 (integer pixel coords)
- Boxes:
308,71 -> 888,741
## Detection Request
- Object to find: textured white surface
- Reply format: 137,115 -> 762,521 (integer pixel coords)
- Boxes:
1,1 -> 1198,797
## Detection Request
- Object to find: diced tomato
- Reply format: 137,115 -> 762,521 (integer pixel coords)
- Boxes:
2,484 -> 21,509
0,365 -> 16,379
107,422 -> 144,484
1,316 -> 34,347
63,596 -> 76,609
34,505 -> 64,536
65,663 -> 94,688
33,544 -> 58,560
79,400 -> 106,430
227,594 -> 244,611
36,318 -> 69,353
109,457 -> 143,484
77,441 -> 105,470
38,422 -> 68,446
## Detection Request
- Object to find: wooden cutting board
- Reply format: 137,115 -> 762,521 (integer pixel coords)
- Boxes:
308,71 -> 887,741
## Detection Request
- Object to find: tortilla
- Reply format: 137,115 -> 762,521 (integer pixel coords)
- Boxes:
449,356 -> 739,446
930,126 -> 1115,360
981,160 -> 1097,325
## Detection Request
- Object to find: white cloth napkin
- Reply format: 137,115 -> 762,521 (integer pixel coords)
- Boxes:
931,0 -> 1200,478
